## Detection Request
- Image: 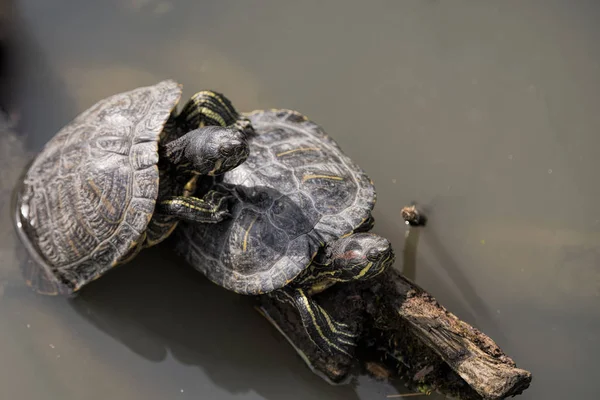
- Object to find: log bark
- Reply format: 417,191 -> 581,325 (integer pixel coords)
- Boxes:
257,229 -> 532,399
369,268 -> 532,399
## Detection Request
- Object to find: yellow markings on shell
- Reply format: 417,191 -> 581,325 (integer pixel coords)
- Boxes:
145,223 -> 179,247
55,178 -> 82,259
87,179 -> 116,216
242,216 -> 258,252
302,174 -> 344,183
276,147 -> 321,157
150,218 -> 176,227
65,236 -> 81,260
121,234 -> 146,263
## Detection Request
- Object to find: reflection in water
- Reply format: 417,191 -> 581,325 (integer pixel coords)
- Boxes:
401,227 -> 421,282
67,244 -> 362,400
0,112 -> 30,284
400,202 -> 430,281
421,225 -> 507,344
0,0 -> 12,111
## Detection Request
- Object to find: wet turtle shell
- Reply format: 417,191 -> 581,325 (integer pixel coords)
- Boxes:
15,79 -> 182,295
175,109 -> 376,295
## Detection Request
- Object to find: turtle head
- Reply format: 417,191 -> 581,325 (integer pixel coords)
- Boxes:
165,126 -> 249,176
329,233 -> 395,281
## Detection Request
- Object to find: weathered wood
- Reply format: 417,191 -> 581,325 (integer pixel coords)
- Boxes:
257,227 -> 532,399
376,267 -> 532,399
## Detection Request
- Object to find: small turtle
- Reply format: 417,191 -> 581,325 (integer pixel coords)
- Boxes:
175,109 -> 395,356
14,80 -> 252,296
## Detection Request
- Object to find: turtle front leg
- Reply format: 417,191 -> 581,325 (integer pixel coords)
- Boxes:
156,190 -> 232,223
271,286 -> 358,357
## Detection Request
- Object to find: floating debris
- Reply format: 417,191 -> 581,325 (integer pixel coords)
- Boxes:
401,205 -> 427,227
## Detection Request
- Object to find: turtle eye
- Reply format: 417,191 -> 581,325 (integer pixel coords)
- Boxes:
366,248 -> 380,261
219,145 -> 233,156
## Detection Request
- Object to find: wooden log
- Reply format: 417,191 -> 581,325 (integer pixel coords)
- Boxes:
257,225 -> 532,399
369,267 -> 532,399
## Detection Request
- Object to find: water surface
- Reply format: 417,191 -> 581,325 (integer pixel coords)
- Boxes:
2,1 -> 600,399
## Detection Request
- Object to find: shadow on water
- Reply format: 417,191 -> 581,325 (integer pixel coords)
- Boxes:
394,200 -> 438,283
68,242 -> 361,400
421,225 -> 508,344
401,227 -> 421,282
375,198 -> 506,346
0,0 -> 13,112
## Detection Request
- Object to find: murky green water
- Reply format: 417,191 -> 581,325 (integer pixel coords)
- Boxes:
1,1 -> 600,399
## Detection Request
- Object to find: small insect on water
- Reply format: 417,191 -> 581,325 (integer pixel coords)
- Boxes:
401,204 -> 427,227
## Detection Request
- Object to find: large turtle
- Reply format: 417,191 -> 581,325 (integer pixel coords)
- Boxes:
14,80 -> 252,296
175,109 -> 395,356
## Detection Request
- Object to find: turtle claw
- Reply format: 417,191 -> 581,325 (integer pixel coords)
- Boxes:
158,194 -> 233,224
210,205 -> 233,223
217,212 -> 233,221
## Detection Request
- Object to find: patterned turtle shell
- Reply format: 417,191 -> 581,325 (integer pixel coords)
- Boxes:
15,80 -> 182,294
175,109 -> 376,295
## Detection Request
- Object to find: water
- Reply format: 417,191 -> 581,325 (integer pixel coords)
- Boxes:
1,1 -> 600,399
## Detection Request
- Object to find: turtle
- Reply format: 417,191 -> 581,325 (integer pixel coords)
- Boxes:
14,79 -> 252,296
174,108 -> 395,356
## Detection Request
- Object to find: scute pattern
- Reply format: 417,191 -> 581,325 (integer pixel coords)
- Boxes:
176,109 -> 376,295
18,80 -> 182,291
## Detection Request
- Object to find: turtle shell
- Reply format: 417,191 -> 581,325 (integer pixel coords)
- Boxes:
175,109 -> 376,295
15,79 -> 182,294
